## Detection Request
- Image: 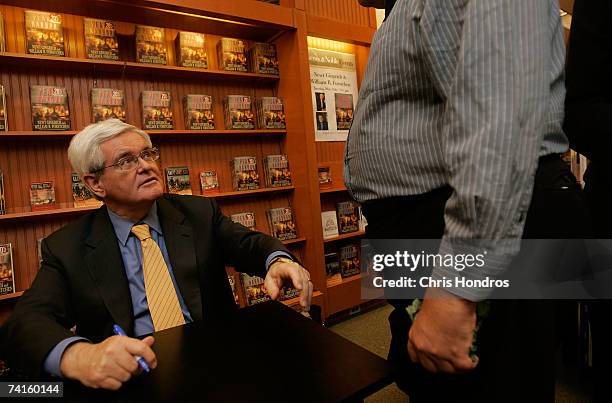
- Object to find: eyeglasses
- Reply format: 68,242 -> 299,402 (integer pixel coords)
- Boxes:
92,147 -> 160,173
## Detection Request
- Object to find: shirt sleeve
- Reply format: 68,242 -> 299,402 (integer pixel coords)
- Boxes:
420,1 -> 557,300
265,251 -> 294,271
43,337 -> 90,377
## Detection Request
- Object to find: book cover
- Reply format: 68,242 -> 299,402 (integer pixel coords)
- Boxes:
84,18 -> 119,60
216,38 -> 247,72
25,10 -> 65,56
30,181 -> 56,211
176,31 -> 208,69
334,93 -> 354,130
91,88 -> 125,123
228,274 -> 240,307
0,243 -> 15,295
230,156 -> 260,191
71,173 -> 102,208
325,251 -> 342,286
230,212 -> 256,231
256,97 -> 285,130
318,166 -> 332,188
321,211 -> 339,239
0,12 -> 5,52
336,201 -> 359,234
165,166 -> 192,195
249,42 -> 279,75
240,273 -> 270,306
339,243 -> 360,278
135,25 -> 167,65
199,170 -> 219,193
0,84 -> 7,131
0,169 -> 5,215
267,207 -> 297,241
141,90 -> 173,130
30,85 -> 70,131
263,154 -> 291,188
224,95 -> 254,130
183,94 -> 214,130
279,285 -> 301,301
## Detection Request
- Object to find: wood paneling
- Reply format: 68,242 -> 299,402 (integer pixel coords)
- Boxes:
303,0 -> 371,27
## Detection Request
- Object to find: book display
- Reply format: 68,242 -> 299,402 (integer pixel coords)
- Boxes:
230,212 -> 257,231
0,1 -> 374,321
0,243 -> 15,295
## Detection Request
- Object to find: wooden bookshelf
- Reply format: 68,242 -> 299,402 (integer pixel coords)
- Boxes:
206,186 -> 294,200
0,291 -> 25,302
0,206 -> 100,223
320,186 -> 347,194
282,236 -> 307,246
323,231 -> 365,243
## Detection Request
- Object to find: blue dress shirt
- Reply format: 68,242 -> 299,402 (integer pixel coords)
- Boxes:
44,203 -> 292,376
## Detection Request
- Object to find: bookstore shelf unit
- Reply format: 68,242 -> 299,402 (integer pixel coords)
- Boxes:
0,0 -> 377,322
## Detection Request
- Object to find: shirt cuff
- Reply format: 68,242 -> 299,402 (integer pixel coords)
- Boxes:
265,251 -> 294,271
43,337 -> 90,377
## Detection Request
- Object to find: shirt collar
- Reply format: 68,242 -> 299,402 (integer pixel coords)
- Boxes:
107,202 -> 163,246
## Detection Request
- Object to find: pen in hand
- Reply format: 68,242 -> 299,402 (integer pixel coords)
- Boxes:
112,324 -> 151,373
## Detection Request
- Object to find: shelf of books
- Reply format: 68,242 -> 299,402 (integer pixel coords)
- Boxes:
0,0 -> 377,323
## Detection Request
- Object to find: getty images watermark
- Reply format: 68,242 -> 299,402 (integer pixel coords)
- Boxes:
358,239 -> 612,300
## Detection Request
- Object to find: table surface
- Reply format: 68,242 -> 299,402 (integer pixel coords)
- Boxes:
61,301 -> 393,402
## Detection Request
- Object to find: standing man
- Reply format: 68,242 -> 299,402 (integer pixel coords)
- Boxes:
564,1 -> 612,401
347,0 -> 589,401
1,119 -> 313,390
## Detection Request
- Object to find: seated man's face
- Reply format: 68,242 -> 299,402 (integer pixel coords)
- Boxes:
97,131 -> 163,206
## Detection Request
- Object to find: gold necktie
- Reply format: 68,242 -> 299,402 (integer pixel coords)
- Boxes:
131,224 -> 185,331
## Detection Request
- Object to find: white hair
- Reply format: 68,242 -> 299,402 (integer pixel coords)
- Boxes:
68,119 -> 152,177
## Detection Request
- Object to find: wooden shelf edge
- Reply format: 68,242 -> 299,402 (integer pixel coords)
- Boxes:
282,236 -> 306,245
323,230 -> 365,243
306,15 -> 375,46
0,291 -> 24,301
0,206 -> 100,222
281,290 -> 323,307
320,186 -> 347,194
327,273 -> 362,290
205,186 -> 295,199
0,129 -> 287,139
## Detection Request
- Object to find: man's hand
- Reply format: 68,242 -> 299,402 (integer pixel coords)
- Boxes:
60,335 -> 157,390
407,289 -> 478,374
265,258 -> 313,310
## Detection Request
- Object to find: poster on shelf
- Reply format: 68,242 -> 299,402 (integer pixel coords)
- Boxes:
308,48 -> 358,142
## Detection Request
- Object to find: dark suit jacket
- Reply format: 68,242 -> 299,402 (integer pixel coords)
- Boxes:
564,0 -> 612,164
1,195 -> 292,377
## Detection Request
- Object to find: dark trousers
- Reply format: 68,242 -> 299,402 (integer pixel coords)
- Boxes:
584,162 -> 612,403
362,155 -> 591,403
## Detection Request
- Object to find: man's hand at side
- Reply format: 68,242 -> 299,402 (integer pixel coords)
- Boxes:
59,336 -> 157,390
265,258 -> 313,310
407,289 -> 478,374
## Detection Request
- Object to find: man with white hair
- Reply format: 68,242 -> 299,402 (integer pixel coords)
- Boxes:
1,119 -> 313,390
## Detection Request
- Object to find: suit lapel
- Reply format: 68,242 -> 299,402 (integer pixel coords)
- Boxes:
84,206 -> 134,335
157,198 -> 203,321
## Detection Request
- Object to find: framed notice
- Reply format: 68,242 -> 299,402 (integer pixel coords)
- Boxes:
308,48 -> 358,142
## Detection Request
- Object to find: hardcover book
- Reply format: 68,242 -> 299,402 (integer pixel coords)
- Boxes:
336,201 -> 359,234
279,286 -> 300,301
256,97 -> 285,129
230,156 -> 260,191
240,273 -> 270,306
267,207 -> 297,241
339,243 -> 360,278
165,166 -> 192,195
0,12 -> 5,52
183,94 -> 214,130
228,274 -> 240,307
263,154 -> 291,188
135,25 -> 167,65
72,173 -> 103,208
25,10 -> 65,56
249,42 -> 279,75
199,170 -> 219,193
318,166 -> 332,188
30,181 -> 56,211
30,85 -> 70,131
217,38 -> 248,72
84,18 -> 119,60
321,210 -> 339,239
176,31 -> 208,69
91,88 -> 125,123
224,95 -> 254,130
141,90 -> 173,130
0,84 -> 6,131
325,251 -> 342,286
37,238 -> 43,265
230,212 -> 256,231
335,93 -> 354,130
0,169 -> 5,215
0,243 -> 15,295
